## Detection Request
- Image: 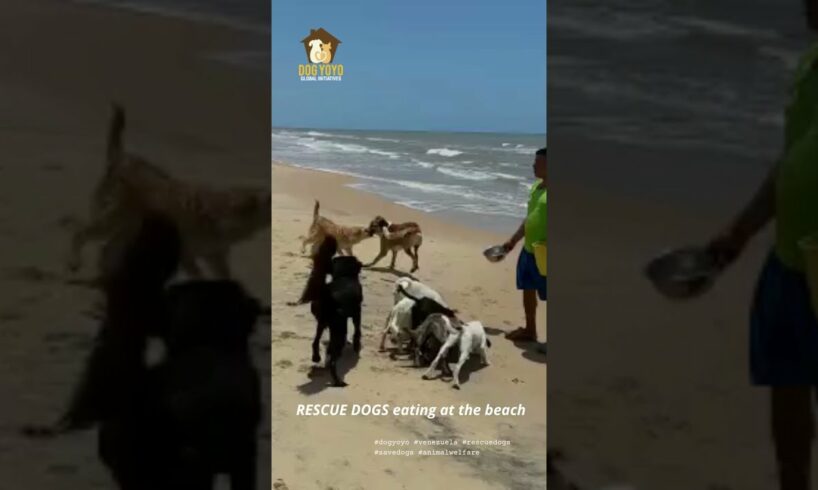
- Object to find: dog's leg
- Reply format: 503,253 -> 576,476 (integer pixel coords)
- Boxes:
451,342 -> 471,390
422,335 -> 457,380
312,321 -> 326,363
229,438 -> 257,490
301,228 -> 317,255
379,311 -> 394,352
327,318 -> 348,387
412,244 -> 421,272
389,249 -> 398,269
479,347 -> 490,367
366,245 -> 388,267
66,217 -> 114,272
403,246 -> 419,273
352,308 -> 362,354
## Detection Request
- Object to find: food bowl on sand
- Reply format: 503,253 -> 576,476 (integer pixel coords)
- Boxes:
483,245 -> 509,263
645,246 -> 720,300
799,232 -> 818,316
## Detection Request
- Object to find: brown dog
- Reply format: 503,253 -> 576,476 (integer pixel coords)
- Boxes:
300,201 -> 372,256
365,216 -> 423,272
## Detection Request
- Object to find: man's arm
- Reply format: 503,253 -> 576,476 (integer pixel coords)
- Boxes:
708,162 -> 777,267
503,219 -> 526,251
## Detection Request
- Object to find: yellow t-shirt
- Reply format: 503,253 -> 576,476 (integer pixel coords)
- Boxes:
775,42 -> 818,270
524,180 -> 547,253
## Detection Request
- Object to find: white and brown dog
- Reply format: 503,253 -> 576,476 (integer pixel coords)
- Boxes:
366,216 -> 422,272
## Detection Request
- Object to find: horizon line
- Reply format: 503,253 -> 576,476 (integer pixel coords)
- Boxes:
271,125 -> 547,136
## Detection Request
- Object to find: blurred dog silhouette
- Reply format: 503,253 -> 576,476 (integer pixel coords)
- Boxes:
31,211 -> 262,489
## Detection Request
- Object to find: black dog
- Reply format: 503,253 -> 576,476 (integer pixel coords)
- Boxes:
27,214 -> 263,489
156,280 -> 262,489
297,236 -> 363,387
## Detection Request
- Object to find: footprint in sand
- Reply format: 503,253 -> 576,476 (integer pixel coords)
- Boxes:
273,479 -> 290,490
276,359 -> 293,369
279,331 -> 297,340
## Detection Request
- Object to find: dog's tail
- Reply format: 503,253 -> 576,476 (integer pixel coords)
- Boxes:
106,103 -> 126,170
313,200 -> 320,221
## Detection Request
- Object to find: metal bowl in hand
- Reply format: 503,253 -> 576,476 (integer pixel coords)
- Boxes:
645,247 -> 720,300
483,245 -> 509,263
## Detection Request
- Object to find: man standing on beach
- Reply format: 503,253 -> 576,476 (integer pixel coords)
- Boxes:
501,147 -> 547,347
705,1 -> 818,488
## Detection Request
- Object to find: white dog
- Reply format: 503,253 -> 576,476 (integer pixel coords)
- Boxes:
308,39 -> 330,63
416,314 -> 491,389
392,277 -> 444,305
380,278 -> 447,352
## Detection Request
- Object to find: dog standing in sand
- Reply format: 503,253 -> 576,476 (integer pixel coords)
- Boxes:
300,200 -> 372,256
66,104 -> 271,279
366,216 -> 423,272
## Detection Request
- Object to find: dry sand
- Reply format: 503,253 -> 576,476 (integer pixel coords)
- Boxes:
0,1 -> 270,488
270,163 -> 547,490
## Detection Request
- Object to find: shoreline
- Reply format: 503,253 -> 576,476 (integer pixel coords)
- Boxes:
272,161 -> 525,236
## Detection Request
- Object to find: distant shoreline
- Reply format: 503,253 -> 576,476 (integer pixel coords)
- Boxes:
273,160 -> 524,236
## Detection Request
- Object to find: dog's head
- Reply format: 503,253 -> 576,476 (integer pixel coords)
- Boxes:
367,216 -> 390,236
308,39 -> 323,50
332,255 -> 362,278
393,278 -> 413,304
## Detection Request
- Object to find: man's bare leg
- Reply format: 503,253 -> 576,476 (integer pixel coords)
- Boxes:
772,386 -> 813,490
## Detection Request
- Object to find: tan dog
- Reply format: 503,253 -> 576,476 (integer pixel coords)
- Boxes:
365,216 -> 423,272
67,104 -> 271,279
321,42 -> 333,63
300,201 -> 372,256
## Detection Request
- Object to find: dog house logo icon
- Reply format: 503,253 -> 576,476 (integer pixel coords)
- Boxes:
298,28 -> 344,81
301,28 -> 340,64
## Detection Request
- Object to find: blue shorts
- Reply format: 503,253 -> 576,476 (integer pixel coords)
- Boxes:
516,249 -> 547,301
750,252 -> 818,385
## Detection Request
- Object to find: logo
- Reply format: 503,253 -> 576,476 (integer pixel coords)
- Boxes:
299,28 -> 344,82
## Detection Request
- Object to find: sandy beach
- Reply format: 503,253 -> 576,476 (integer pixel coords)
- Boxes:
270,163 -> 547,489
0,1 -> 270,488
547,133 -> 787,488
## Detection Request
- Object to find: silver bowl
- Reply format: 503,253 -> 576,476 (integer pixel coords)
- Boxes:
645,247 -> 720,300
483,245 -> 508,263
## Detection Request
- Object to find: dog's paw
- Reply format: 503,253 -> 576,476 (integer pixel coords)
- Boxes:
332,380 -> 348,388
452,384 -> 461,390
312,353 -> 321,363
421,373 -> 432,380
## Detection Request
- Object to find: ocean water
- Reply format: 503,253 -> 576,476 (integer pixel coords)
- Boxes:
551,0 -> 808,165
73,0 -> 269,70
271,129 -> 546,232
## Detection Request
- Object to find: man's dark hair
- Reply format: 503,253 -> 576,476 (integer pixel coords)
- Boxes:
536,147 -> 547,157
